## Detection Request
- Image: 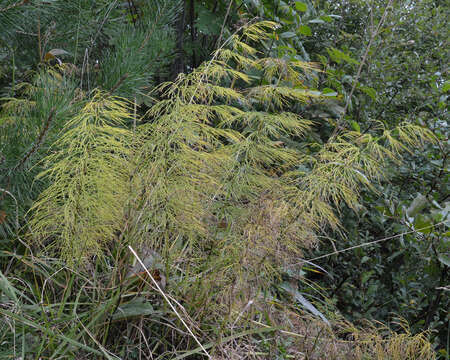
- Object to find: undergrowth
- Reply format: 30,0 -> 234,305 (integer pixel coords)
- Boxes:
0,20 -> 438,359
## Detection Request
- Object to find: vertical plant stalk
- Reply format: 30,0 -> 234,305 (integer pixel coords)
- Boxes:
172,0 -> 186,77
37,3 -> 42,62
189,0 -> 196,68
330,0 -> 394,139
128,246 -> 211,359
216,0 -> 233,48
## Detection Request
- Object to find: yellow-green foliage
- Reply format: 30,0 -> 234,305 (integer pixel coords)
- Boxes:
30,91 -> 133,263
29,22 -> 435,296
343,318 -> 436,360
262,310 -> 436,360
128,20 -> 436,310
132,22 -> 318,274
20,23 -> 437,360
300,122 -> 435,213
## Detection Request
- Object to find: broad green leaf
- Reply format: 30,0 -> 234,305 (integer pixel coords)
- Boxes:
320,15 -> 333,22
280,282 -> 330,325
322,87 -> 338,97
328,103 -> 345,117
295,2 -> 307,12
307,90 -> 322,96
431,212 -> 443,222
351,121 -> 360,132
437,254 -> 450,267
309,19 -> 325,24
298,25 -> 312,36
406,194 -> 428,217
414,214 -> 432,234
361,271 -> 374,285
280,31 -> 296,39
327,47 -> 359,65
113,297 -> 155,320
277,45 -> 297,55
387,250 -> 404,262
361,86 -> 377,101
442,81 -> 450,93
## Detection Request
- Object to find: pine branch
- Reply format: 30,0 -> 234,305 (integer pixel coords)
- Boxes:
0,108 -> 55,202
0,0 -> 29,13
13,107 -> 55,172
108,73 -> 129,95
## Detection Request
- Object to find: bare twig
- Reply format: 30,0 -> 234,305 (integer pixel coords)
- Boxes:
303,220 -> 448,262
216,0 -> 234,48
0,0 -> 29,13
108,73 -> 129,95
330,0 -> 394,139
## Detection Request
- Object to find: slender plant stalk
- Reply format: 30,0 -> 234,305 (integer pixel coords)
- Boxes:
37,4 -> 42,62
305,220 -> 448,262
216,0 -> 234,48
128,246 -> 211,359
330,0 -> 394,139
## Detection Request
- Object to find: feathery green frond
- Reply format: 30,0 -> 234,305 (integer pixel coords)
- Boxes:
29,91 -> 133,263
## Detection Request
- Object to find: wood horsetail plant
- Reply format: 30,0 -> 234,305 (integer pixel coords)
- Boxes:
29,91 -> 134,263
29,21 -> 435,313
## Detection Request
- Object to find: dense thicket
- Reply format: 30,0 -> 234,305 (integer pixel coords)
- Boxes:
0,0 -> 447,359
